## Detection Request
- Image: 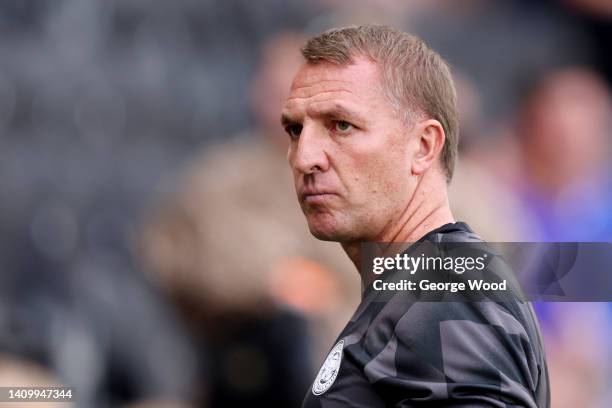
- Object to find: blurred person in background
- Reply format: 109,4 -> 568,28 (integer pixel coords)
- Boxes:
515,67 -> 612,241
139,30 -> 358,408
512,66 -> 612,408
448,72 -> 538,241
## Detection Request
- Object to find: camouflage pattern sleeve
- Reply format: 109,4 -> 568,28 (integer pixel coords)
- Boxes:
363,301 -> 548,407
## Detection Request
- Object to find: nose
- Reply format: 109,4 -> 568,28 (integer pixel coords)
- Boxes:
289,123 -> 330,175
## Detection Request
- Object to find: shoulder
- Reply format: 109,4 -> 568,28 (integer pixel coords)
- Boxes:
361,301 -> 546,407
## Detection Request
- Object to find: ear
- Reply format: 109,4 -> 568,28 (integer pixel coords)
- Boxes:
411,119 -> 445,176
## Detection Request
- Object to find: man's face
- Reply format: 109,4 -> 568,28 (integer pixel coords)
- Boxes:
281,57 -> 420,242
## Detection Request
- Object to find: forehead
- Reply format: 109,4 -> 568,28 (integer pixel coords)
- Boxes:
284,57 -> 388,114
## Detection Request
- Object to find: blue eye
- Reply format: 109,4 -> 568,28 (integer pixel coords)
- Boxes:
335,121 -> 353,132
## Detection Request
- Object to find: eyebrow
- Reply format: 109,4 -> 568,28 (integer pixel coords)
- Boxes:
281,103 -> 362,127
280,112 -> 297,127
312,103 -> 360,121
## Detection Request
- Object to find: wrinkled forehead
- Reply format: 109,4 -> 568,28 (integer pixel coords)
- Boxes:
286,58 -> 385,104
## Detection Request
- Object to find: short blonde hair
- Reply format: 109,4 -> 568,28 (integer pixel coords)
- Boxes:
302,24 -> 459,180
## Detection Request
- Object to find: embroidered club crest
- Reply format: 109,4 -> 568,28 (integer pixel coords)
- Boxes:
312,339 -> 344,396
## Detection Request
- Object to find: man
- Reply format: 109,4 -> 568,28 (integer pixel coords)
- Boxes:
281,25 -> 549,407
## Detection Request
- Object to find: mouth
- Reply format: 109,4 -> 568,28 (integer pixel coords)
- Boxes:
300,192 -> 337,205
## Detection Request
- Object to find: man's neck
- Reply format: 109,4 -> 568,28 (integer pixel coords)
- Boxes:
341,173 -> 454,281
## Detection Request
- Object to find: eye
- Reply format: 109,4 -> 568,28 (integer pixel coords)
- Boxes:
285,124 -> 302,140
334,121 -> 354,133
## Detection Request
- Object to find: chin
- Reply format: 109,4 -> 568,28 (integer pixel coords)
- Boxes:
309,227 -> 341,242
306,217 -> 355,242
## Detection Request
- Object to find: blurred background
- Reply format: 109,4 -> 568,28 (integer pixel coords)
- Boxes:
0,0 -> 610,407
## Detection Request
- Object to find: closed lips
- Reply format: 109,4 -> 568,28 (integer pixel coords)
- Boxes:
300,190 -> 336,202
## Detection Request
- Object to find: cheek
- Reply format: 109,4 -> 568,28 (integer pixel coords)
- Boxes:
339,151 -> 407,213
361,142 -> 410,190
334,126 -> 413,196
